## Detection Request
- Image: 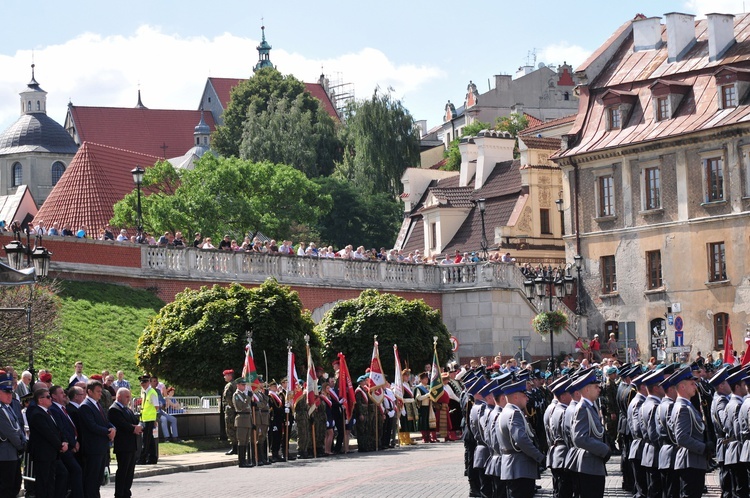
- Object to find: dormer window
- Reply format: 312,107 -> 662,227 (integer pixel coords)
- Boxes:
649,79 -> 692,122
601,89 -> 637,131
607,107 -> 621,130
721,84 -> 737,108
714,67 -> 750,110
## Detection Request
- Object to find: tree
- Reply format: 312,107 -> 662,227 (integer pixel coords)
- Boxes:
316,290 -> 453,378
111,155 -> 332,242
495,112 -> 529,159
0,282 -> 62,368
212,67 -> 328,159
336,88 -> 421,196
441,121 -> 491,171
314,177 -> 402,250
240,94 -> 341,178
136,279 -> 319,391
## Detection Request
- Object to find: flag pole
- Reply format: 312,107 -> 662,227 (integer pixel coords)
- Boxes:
286,339 -> 292,461
374,334 -> 378,452
248,331 -> 259,465
305,334 -> 317,459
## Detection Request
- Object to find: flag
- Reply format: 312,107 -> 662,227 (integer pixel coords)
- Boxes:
242,341 -> 261,390
392,344 -> 404,401
304,346 -> 319,415
337,352 -> 356,421
367,339 -> 386,404
429,346 -> 444,402
287,350 -> 299,389
724,324 -> 734,366
742,333 -> 750,366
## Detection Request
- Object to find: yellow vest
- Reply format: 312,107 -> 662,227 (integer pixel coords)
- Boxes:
141,386 -> 157,422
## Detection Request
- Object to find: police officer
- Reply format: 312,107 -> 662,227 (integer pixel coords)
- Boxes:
639,368 -> 666,498
657,370 -> 679,498
222,369 -> 237,455
723,366 -> 750,496
232,378 -> 254,468
617,364 -> 638,491
0,371 -> 26,498
628,371 -> 649,498
547,377 -> 574,498
466,374 -> 489,497
709,366 -> 732,498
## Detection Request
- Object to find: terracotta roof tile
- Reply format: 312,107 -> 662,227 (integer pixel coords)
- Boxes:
523,113 -> 544,129
34,142 -> 162,233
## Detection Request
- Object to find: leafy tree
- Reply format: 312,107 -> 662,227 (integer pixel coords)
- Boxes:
136,279 -> 319,391
441,121 -> 491,171
314,177 -> 402,250
240,94 -> 341,178
336,88 -> 420,196
316,290 -> 453,378
213,67 -> 328,159
495,112 -> 529,159
111,155 -> 331,242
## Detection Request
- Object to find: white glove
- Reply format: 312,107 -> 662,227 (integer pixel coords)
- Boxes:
401,408 -> 406,416
285,408 -> 290,414
388,410 -> 395,418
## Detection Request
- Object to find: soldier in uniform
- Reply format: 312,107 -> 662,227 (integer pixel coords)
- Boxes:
628,371 -> 649,498
267,380 -> 284,462
657,369 -> 679,498
498,379 -> 546,498
255,383 -> 270,465
601,366 -> 620,454
617,364 -> 638,491
294,381 -> 312,459
354,375 -> 374,452
640,369 -> 667,498
465,374 -> 488,497
668,366 -> 712,498
547,377 -> 574,498
723,366 -> 749,496
222,369 -> 237,455
312,384 -> 327,456
474,377 -> 495,498
570,369 -> 612,498
709,367 -> 731,498
484,373 -> 512,498
232,378 -> 254,468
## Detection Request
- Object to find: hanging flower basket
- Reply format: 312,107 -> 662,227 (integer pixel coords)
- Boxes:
532,310 -> 569,336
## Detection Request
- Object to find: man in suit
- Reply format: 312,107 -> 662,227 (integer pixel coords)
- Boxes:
669,366 -> 712,498
78,380 -> 116,498
28,387 -> 68,498
108,388 -> 143,498
49,385 -> 83,498
498,379 -> 545,498
0,371 -> 26,498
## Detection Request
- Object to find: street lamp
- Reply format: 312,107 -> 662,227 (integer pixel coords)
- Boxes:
131,165 -> 145,243
574,254 -> 585,315
477,198 -> 488,261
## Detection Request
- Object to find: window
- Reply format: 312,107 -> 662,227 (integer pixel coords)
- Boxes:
721,84 -> 737,108
601,255 -> 617,294
708,242 -> 727,282
540,209 -> 551,234
598,176 -> 615,217
656,97 -> 669,121
12,162 -> 22,187
429,222 -> 437,250
563,91 -> 570,101
705,157 -> 724,202
607,107 -> 621,129
644,167 -> 660,210
714,312 -> 729,350
26,101 -> 31,112
51,161 -> 65,186
646,250 -> 662,289
605,321 -> 619,342
36,100 -> 40,111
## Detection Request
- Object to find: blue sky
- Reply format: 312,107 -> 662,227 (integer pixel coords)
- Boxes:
0,0 -> 742,133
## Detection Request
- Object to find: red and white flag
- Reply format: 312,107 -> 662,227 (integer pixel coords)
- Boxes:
741,330 -> 750,366
392,344 -> 404,401
304,347 -> 319,415
242,341 -> 261,390
287,350 -> 299,390
337,352 -> 357,422
367,338 -> 386,404
724,325 -> 735,366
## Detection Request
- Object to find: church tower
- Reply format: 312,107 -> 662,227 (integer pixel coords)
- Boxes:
253,25 -> 275,72
20,64 -> 47,115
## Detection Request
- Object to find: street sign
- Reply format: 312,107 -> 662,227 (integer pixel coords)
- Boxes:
449,336 -> 460,352
668,315 -> 674,326
675,331 -> 683,346
665,345 -> 691,354
674,316 -> 683,332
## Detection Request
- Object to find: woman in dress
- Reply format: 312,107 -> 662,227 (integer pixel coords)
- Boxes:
320,383 -> 335,455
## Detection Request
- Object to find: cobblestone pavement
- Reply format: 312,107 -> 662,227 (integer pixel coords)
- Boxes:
125,442 -> 724,498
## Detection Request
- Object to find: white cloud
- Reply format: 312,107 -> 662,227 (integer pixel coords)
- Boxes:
537,42 -> 591,70
683,0 -> 746,17
0,25 -> 444,131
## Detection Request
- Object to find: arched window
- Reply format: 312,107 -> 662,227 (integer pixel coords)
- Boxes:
36,100 -> 40,111
26,101 -> 31,112
564,91 -> 570,101
51,161 -> 65,186
12,162 -> 22,187
714,312 -> 729,351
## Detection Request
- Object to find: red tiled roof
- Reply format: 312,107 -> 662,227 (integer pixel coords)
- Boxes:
207,77 -> 340,121
68,106 -> 216,159
34,142 -> 162,233
523,113 -> 544,129
521,113 -> 577,136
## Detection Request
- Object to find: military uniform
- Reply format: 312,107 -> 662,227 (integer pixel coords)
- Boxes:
672,394 -> 709,497
601,374 -> 619,452
223,379 -> 237,453
617,367 -> 638,491
232,385 -> 255,468
255,389 -> 271,465
294,394 -> 312,459
268,388 -> 284,461
313,397 -> 327,456
628,385 -> 648,498
353,384 -> 372,452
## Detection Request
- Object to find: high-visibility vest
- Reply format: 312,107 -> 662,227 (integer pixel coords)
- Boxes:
141,386 -> 158,422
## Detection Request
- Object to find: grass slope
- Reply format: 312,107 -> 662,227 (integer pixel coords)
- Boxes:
35,280 -> 164,384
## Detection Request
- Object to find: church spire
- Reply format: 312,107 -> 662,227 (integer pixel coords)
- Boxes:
253,23 -> 274,72
20,63 -> 47,115
135,88 -> 147,109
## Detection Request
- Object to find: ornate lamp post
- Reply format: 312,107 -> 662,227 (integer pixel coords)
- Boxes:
477,198 -> 488,261
131,166 -> 145,243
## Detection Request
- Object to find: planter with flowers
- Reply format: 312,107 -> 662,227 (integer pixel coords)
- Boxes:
532,309 -> 569,336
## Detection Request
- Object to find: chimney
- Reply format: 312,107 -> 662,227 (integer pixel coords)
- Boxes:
632,16 -> 663,52
473,131 -> 515,190
458,138 -> 478,187
664,12 -> 696,63
707,13 -> 736,62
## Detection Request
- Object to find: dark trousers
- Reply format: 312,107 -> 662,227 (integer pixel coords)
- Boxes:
82,453 -> 106,498
478,470 -> 492,498
58,451 -> 82,498
576,473 -> 605,498
506,477 -> 534,498
661,468 -> 679,498
0,459 -> 22,498
621,436 -> 634,490
552,468 -> 574,498
719,463 -> 731,498
333,412 -> 344,452
492,476 -> 507,498
645,464 -> 663,498
730,463 -> 748,498
270,424 -> 282,457
381,416 -> 393,448
114,451 -> 136,498
467,465 -> 481,496
140,421 -> 158,464
632,459 -> 647,498
678,468 -> 705,498
34,458 -> 59,498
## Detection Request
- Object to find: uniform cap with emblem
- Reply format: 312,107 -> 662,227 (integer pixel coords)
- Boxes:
138,374 -> 151,383
222,369 -> 234,376
516,369 -> 531,382
664,366 -> 699,387
726,365 -> 750,387
466,376 -> 488,396
476,378 -> 497,397
550,378 -> 572,396
235,377 -> 247,385
641,369 -> 666,387
709,366 -> 731,387
0,370 -> 13,392
569,368 -> 600,391
502,379 -> 528,395
631,371 -> 650,387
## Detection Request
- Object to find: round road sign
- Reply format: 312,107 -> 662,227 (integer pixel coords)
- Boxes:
449,336 -> 459,352
674,316 -> 683,332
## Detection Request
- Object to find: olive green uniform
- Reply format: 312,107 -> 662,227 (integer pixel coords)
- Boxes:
233,388 -> 255,467
223,381 -> 237,445
295,396 -> 312,458
256,390 -> 271,464
313,400 -> 327,456
602,376 -> 619,451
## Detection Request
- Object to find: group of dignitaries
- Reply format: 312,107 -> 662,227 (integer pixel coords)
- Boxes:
462,360 -> 721,498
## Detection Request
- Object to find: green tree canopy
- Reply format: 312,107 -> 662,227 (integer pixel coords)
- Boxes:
495,112 -> 529,159
335,88 -> 420,196
136,279 -> 319,391
110,155 -> 331,242
316,290 -> 452,379
441,121 -> 492,171
313,176 -> 402,250
239,94 -> 341,178
213,67 -> 329,159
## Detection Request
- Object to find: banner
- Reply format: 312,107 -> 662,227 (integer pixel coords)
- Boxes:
242,340 -> 261,390
392,344 -> 404,401
304,346 -> 318,415
724,325 -> 734,366
429,343 -> 444,402
337,352 -> 357,421
367,338 -> 386,404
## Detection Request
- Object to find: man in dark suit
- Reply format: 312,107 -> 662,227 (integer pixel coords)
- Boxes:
0,371 -> 27,498
49,385 -> 84,498
28,387 -> 68,498
108,388 -> 143,498
78,380 -> 116,498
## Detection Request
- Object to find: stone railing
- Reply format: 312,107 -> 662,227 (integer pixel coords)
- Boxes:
141,247 -> 526,292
